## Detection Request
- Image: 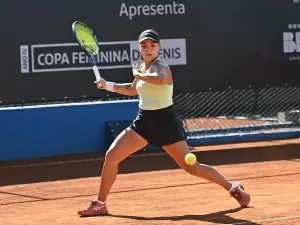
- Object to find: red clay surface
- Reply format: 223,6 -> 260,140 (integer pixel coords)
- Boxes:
1,161 -> 300,224
184,118 -> 273,130
1,140 -> 300,224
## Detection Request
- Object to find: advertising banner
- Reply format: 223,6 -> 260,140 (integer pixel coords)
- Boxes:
0,0 -> 299,105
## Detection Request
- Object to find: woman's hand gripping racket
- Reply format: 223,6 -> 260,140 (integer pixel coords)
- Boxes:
72,21 -> 105,88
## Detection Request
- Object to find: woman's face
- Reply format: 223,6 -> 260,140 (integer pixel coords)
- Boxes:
139,39 -> 160,62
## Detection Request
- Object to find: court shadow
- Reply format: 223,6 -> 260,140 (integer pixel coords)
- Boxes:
108,207 -> 260,225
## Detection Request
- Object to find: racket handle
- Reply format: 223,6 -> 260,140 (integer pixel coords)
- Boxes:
93,65 -> 101,81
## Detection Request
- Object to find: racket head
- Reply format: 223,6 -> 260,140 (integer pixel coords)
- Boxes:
72,21 -> 99,57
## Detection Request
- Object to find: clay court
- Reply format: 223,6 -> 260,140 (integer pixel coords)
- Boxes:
1,0 -> 299,223
1,139 -> 300,225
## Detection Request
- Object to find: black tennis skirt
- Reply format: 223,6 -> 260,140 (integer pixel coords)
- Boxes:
129,104 -> 186,146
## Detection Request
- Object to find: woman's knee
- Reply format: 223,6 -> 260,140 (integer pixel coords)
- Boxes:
178,162 -> 196,175
182,162 -> 205,176
105,148 -> 121,165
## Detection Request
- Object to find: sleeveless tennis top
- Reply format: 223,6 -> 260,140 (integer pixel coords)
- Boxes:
136,58 -> 173,110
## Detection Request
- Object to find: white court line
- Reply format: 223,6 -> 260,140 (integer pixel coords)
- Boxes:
0,158 -> 99,169
229,215 -> 300,225
281,199 -> 300,204
0,151 -> 164,169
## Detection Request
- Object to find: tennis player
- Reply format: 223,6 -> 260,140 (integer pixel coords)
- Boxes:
77,29 -> 250,216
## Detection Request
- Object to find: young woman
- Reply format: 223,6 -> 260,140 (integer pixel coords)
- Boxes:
77,29 -> 250,216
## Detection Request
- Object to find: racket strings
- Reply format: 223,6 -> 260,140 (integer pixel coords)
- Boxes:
75,24 -> 98,55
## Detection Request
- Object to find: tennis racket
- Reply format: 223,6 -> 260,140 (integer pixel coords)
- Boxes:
72,21 -> 102,82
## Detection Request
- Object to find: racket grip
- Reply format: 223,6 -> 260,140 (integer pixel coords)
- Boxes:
93,65 -> 101,81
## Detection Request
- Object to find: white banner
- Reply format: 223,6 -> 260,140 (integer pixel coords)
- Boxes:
20,45 -> 29,73
20,38 -> 187,73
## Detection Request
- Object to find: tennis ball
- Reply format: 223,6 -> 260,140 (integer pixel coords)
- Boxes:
185,153 -> 197,165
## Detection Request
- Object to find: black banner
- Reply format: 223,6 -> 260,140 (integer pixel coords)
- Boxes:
0,0 -> 300,105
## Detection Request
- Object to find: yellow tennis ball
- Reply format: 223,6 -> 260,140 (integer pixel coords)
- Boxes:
185,153 -> 197,165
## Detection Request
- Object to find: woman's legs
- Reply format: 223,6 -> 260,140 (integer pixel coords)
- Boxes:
78,127 -> 148,216
163,141 -> 232,190
163,141 -> 250,207
97,127 -> 148,202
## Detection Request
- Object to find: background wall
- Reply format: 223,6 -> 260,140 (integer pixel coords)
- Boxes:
0,0 -> 299,105
0,0 -> 300,161
0,100 -> 138,160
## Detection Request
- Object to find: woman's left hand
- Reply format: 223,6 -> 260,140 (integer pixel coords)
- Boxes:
132,63 -> 141,79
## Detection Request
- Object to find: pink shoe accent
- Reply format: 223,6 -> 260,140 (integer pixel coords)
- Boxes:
229,183 -> 251,207
77,200 -> 108,217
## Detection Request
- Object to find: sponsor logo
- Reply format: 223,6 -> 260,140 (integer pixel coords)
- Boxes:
283,32 -> 300,53
119,2 -> 185,20
92,206 -> 105,212
20,45 -> 29,73
288,24 -> 300,29
283,24 -> 300,61
20,39 -> 187,73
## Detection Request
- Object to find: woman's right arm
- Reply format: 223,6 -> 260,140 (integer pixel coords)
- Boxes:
113,79 -> 138,96
95,78 -> 138,96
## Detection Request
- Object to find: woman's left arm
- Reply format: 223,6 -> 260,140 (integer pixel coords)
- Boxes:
133,61 -> 168,85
